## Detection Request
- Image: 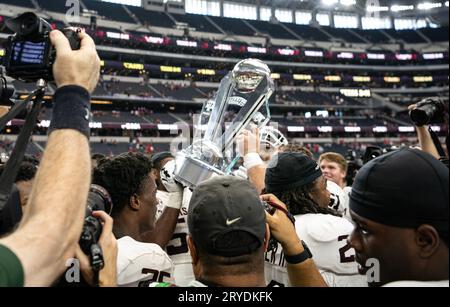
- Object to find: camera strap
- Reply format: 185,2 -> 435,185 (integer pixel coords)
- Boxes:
428,126 -> 446,158
0,89 -> 44,212
0,91 -> 37,131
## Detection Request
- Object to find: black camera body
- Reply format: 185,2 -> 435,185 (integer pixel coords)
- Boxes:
79,184 -> 113,272
410,98 -> 447,126
3,12 -> 81,83
262,201 -> 296,252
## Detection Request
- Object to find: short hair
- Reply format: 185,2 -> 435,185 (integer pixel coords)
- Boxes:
279,144 -> 314,159
319,152 -> 348,173
92,153 -> 153,217
91,153 -> 106,162
0,162 -> 37,183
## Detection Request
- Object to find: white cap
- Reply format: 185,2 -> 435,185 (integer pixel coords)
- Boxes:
117,236 -> 174,287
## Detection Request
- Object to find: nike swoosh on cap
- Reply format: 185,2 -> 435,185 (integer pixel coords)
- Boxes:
226,217 -> 242,226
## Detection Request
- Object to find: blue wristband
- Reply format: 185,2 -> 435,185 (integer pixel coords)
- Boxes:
48,85 -> 91,139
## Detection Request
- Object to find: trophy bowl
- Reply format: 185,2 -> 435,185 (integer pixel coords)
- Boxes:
232,59 -> 271,93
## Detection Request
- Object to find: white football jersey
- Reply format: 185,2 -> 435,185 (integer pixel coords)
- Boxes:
265,213 -> 367,287
117,236 -> 174,287
327,181 -> 352,222
157,187 -> 196,286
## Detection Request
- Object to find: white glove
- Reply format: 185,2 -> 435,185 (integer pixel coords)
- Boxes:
161,159 -> 183,194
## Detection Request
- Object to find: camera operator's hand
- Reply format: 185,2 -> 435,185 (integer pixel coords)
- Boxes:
262,196 -> 328,287
261,194 -> 300,255
50,29 -> 100,93
408,103 -> 441,159
75,211 -> 118,287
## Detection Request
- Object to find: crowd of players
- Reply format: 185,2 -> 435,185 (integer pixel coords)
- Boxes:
0,29 -> 448,288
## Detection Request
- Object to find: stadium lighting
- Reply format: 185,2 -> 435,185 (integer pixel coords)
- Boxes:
366,6 -> 389,12
322,0 -> 339,6
391,5 -> 415,12
417,2 -> 443,10
446,1 -> 449,7
340,0 -> 356,6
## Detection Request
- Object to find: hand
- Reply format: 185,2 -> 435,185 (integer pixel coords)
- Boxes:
50,29 -> 100,93
237,127 -> 261,156
260,194 -> 287,210
160,160 -> 183,193
408,104 -> 418,111
261,195 -> 302,256
75,211 -> 118,287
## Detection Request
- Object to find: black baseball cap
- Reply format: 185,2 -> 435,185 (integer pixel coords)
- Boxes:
350,148 -> 449,233
265,152 -> 322,193
188,176 -> 266,257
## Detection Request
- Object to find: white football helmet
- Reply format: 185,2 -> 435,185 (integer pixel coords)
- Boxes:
260,126 -> 288,150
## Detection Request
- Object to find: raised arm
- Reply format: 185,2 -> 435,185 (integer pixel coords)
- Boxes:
0,29 -> 100,286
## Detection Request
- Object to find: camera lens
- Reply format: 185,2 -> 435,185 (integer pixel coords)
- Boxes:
410,103 -> 438,126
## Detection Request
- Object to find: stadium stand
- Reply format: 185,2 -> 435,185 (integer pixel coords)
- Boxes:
247,20 -> 297,40
171,13 -> 221,34
83,0 -> 135,24
0,0 -> 34,8
127,5 -> 175,28
208,16 -> 255,36
322,27 -> 365,43
36,0 -> 68,13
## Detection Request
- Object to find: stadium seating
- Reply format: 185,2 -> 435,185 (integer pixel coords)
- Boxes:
92,111 -> 147,123
151,84 -> 206,101
208,16 -> 255,36
247,20 -> 297,40
420,26 -> 449,42
171,13 -> 221,34
0,0 -> 34,8
103,81 -> 158,98
322,27 -> 365,43
283,23 -> 330,42
352,29 -> 391,43
384,29 -> 427,43
83,0 -> 135,24
127,6 -> 175,28
36,0 -> 68,13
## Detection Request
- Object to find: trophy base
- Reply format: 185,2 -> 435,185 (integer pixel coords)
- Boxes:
174,153 -> 225,189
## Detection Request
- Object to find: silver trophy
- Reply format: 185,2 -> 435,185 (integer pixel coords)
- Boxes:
173,59 -> 275,189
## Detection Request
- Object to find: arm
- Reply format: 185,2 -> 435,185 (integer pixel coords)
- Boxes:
247,162 -> 266,195
262,194 -> 328,287
0,29 -> 100,286
237,128 -> 266,194
142,161 -> 183,248
409,104 -> 441,159
415,126 -> 440,159
141,205 -> 181,249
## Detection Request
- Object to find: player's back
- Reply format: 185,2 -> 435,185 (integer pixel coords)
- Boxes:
265,213 -> 367,287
